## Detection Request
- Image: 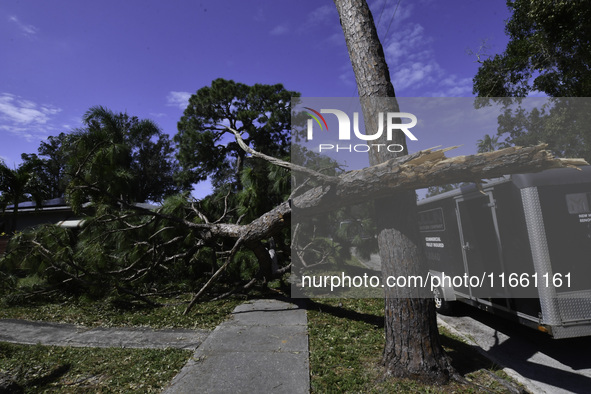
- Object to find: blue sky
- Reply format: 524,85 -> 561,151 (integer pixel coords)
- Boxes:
1,0 -> 511,196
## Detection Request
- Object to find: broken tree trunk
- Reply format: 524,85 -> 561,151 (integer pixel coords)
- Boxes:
292,143 -> 585,213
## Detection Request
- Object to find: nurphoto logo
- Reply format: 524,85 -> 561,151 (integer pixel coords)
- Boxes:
304,107 -> 418,153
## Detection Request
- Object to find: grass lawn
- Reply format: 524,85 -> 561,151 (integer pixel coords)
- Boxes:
0,293 -> 246,392
1,292 -> 525,392
307,298 -> 525,393
0,342 -> 190,393
0,293 -> 242,330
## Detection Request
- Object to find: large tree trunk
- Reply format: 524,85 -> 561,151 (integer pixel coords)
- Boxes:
333,0 -> 454,382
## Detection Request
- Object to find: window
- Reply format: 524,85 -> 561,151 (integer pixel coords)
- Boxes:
565,192 -> 591,214
418,208 -> 445,232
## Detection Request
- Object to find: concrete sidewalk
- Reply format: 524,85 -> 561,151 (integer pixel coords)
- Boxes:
164,298 -> 310,394
0,319 -> 209,350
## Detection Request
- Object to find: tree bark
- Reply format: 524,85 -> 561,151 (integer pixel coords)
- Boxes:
291,144 -> 580,214
333,0 -> 454,382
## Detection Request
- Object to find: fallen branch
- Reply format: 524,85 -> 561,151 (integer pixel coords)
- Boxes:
292,144 -> 588,214
183,236 -> 246,315
226,126 -> 339,184
68,136 -> 587,311
178,141 -> 586,310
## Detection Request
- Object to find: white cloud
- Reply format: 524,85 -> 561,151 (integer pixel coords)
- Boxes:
270,24 -> 289,36
366,1 -> 476,97
306,5 -> 335,25
382,22 -> 439,91
0,93 -> 60,125
296,5 -> 340,38
0,125 -> 35,142
0,93 -> 62,141
391,61 -> 473,97
384,24 -> 429,64
8,15 -> 38,37
331,0 -> 478,97
392,61 -> 440,91
0,94 -> 63,145
431,76 -> 474,97
166,91 -> 192,110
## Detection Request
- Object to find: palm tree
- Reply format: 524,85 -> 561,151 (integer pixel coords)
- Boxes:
0,161 -> 45,233
67,106 -> 134,210
67,106 -> 180,211
476,134 -> 503,153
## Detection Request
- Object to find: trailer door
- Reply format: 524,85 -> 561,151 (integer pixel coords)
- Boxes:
456,192 -> 506,304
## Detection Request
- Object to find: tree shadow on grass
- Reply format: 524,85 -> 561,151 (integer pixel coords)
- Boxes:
2,363 -> 72,393
305,299 -> 502,376
25,363 -> 71,389
305,299 -> 384,328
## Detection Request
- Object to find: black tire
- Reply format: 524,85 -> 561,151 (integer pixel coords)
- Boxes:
433,286 -> 454,315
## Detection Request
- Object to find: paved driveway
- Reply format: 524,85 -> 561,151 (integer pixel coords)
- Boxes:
439,305 -> 591,394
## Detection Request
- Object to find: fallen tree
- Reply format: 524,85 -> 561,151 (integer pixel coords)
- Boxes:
180,137 -> 586,314
3,114 -> 584,316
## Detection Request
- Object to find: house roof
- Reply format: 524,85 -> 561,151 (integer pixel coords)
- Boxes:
7,197 -> 68,209
5,197 -> 73,213
5,197 -> 159,213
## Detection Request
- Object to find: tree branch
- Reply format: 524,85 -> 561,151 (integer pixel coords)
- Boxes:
225,126 -> 339,184
291,144 -> 588,214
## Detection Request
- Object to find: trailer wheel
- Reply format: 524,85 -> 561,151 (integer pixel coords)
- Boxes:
433,286 -> 454,315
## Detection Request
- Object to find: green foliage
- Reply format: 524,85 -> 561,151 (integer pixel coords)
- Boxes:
331,202 -> 377,259
2,82 -> 299,303
290,144 -> 363,277
476,134 -> 506,153
0,162 -> 46,233
495,98 -> 591,163
473,97 -> 591,164
473,1 -> 591,163
170,80 -> 299,288
175,78 -> 298,190
0,190 -> 268,302
21,132 -> 74,200
67,106 -> 181,211
1,225 -> 78,297
236,161 -> 289,222
0,266 -> 16,296
77,201 -> 209,296
473,0 -> 591,98
172,80 -> 297,285
230,249 -> 259,280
